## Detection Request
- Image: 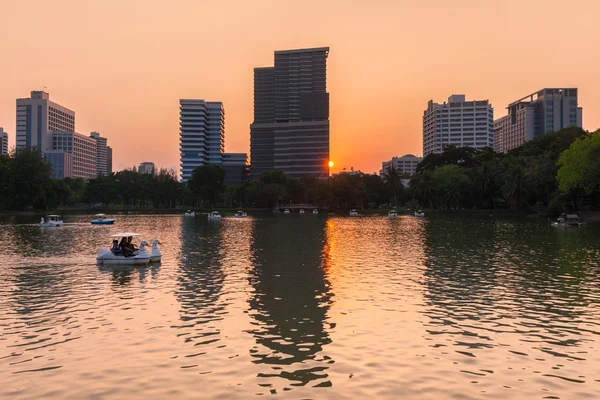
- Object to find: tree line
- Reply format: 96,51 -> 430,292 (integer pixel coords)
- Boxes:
1,127 -> 598,213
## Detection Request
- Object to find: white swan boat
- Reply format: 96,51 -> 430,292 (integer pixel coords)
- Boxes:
91,214 -> 115,225
149,239 -> 162,262
40,215 -> 63,227
184,210 -> 195,217
349,209 -> 359,216
208,211 -> 222,220
234,211 -> 247,218
553,213 -> 585,227
388,210 -> 398,217
312,209 -> 319,215
299,209 -> 305,214
414,210 -> 425,217
283,209 -> 291,214
97,233 -> 150,265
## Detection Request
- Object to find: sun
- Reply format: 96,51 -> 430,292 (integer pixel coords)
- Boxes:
328,161 -> 334,168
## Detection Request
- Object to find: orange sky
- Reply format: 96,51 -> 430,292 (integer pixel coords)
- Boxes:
1,0 -> 599,174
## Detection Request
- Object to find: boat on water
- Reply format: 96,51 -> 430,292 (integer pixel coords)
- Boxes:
208,211 -> 222,220
299,209 -> 305,214
184,210 -> 195,217
553,213 -> 585,227
388,210 -> 398,217
312,209 -> 319,215
40,215 -> 63,227
97,233 -> 151,265
91,214 -> 115,225
283,209 -> 291,214
234,210 -> 248,218
414,210 -> 425,217
349,209 -> 359,216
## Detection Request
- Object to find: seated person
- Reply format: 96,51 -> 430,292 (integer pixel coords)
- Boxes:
127,237 -> 138,251
110,239 -> 123,255
120,237 -> 134,257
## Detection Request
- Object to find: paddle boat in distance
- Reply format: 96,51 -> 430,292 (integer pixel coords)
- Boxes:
234,210 -> 248,218
299,209 -> 305,214
149,239 -> 162,262
312,209 -> 319,215
349,209 -> 359,216
553,213 -> 585,227
283,209 -> 291,214
184,210 -> 195,217
414,210 -> 425,217
388,210 -> 398,217
97,233 -> 150,265
91,213 -> 115,225
40,215 -> 64,227
208,211 -> 222,220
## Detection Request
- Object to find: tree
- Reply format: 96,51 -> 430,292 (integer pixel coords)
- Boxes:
187,164 -> 226,206
432,165 -> 471,209
557,131 -> 600,193
84,175 -> 121,206
10,148 -> 52,209
382,165 -> 402,206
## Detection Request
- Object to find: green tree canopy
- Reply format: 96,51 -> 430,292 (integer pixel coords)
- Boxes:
557,131 -> 600,193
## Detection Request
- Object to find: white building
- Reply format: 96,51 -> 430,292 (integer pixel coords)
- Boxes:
16,91 -> 75,152
494,88 -> 583,153
90,131 -> 109,176
52,132 -> 97,180
0,127 -> 8,155
179,99 -> 224,182
380,154 -> 422,176
138,162 -> 155,174
423,94 -> 494,156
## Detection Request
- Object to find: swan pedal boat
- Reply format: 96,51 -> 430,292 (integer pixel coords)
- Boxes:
184,210 -> 195,217
40,215 -> 64,227
97,233 -> 162,265
91,214 -> 115,225
208,211 -> 222,219
234,211 -> 247,218
349,209 -> 359,216
414,211 -> 425,217
388,210 -> 398,217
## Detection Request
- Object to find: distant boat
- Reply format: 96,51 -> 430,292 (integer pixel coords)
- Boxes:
349,209 -> 359,216
184,210 -> 195,217
283,209 -> 291,214
388,210 -> 398,217
208,211 -> 222,220
40,215 -> 63,227
553,213 -> 585,227
299,209 -> 305,214
91,213 -> 115,225
234,210 -> 247,218
312,209 -> 319,215
414,210 -> 425,217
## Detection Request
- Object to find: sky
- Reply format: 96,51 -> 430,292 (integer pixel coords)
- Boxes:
1,0 -> 599,174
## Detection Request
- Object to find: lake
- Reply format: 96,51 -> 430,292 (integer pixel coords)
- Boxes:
1,213 -> 599,399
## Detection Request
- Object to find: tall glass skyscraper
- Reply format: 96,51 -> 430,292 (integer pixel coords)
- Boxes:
250,47 -> 330,178
179,99 -> 225,182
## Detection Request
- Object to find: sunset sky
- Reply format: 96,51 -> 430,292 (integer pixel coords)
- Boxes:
1,0 -> 599,174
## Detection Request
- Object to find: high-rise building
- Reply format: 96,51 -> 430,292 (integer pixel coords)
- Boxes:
16,91 -> 75,152
52,132 -> 97,179
250,47 -> 330,178
106,146 -> 113,174
423,94 -> 494,156
179,100 -> 225,182
494,88 -> 583,153
0,127 -> 8,155
90,131 -> 109,176
44,151 -> 73,179
222,153 -> 249,185
380,154 -> 423,176
139,162 -> 155,174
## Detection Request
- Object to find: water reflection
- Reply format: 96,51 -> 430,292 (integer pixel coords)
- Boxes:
247,217 -> 334,389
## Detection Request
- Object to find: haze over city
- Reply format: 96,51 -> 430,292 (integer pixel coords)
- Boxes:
1,0 -> 599,173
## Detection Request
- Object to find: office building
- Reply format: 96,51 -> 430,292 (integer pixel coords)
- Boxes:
16,91 -> 75,152
423,94 -> 494,156
90,131 -> 109,176
106,146 -> 113,174
52,132 -> 97,179
1,128 -> 8,155
250,47 -> 330,178
179,100 -> 224,182
494,88 -> 583,153
380,154 -> 423,176
44,151 -> 73,179
222,153 -> 248,185
139,162 -> 155,174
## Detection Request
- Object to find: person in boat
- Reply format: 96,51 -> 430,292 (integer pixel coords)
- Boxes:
126,236 -> 138,251
119,237 -> 134,257
111,240 -> 123,255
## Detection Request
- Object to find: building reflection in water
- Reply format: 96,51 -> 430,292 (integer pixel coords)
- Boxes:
247,217 -> 335,389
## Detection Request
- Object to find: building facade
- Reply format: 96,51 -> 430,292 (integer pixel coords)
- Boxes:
16,91 -> 75,152
90,131 -> 109,176
222,153 -> 249,185
494,88 -> 583,153
106,146 -> 113,174
0,127 -> 8,155
423,94 -> 494,156
179,100 -> 225,182
52,132 -> 97,179
44,151 -> 74,179
380,154 -> 423,176
139,162 -> 155,174
250,47 -> 330,178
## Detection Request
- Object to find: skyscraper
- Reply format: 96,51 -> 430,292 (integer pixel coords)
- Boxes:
16,91 -> 75,152
250,47 -> 330,178
0,127 -> 8,155
90,131 -> 109,176
106,146 -> 113,174
139,162 -> 155,174
423,95 -> 494,156
51,132 -> 97,179
179,100 -> 224,182
494,88 -> 583,153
